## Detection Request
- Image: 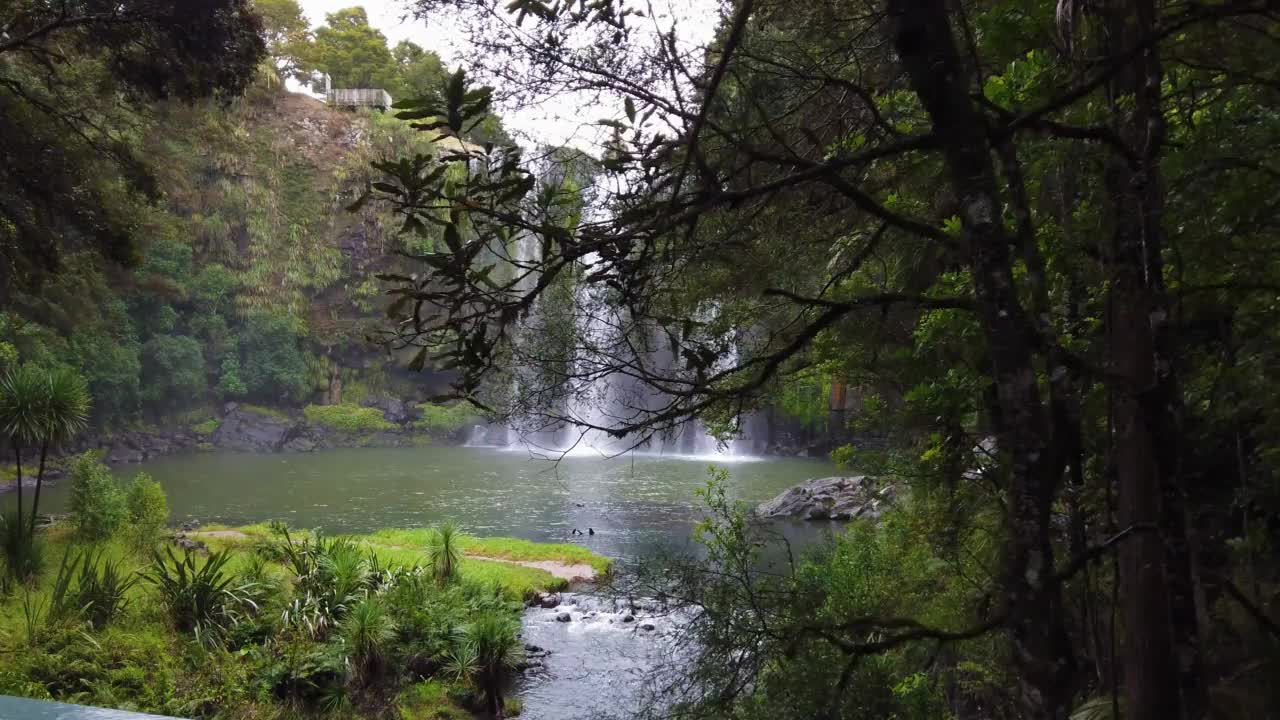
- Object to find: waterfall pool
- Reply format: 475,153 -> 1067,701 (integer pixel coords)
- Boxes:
37,445 -> 837,560
34,445 -> 840,718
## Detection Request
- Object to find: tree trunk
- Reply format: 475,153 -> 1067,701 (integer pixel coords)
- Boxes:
27,440 -> 48,537
1102,1 -> 1200,718
888,1 -> 1075,716
12,440 -> 23,536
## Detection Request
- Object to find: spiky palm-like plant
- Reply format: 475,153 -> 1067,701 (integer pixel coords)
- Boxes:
0,365 -> 90,538
340,599 -> 397,680
30,368 -> 89,534
426,520 -> 464,584
0,365 -> 47,536
457,610 -> 524,719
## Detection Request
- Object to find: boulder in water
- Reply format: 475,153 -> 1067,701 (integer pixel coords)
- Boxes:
755,476 -> 895,521
555,612 -> 572,623
539,593 -> 561,609
640,623 -> 656,631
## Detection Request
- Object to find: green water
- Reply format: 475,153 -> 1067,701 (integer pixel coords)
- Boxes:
36,446 -> 838,559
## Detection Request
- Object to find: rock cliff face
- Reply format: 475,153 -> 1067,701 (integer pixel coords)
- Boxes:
755,476 -> 896,521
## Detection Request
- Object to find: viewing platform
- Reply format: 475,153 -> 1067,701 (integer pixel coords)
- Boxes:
325,88 -> 393,110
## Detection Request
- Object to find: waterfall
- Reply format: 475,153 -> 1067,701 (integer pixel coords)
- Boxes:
468,219 -> 758,459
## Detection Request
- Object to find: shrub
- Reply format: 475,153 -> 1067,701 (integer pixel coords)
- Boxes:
277,531 -> 373,639
450,610 -> 524,717
396,680 -> 473,720
412,402 -> 480,436
302,403 -> 395,432
218,355 -> 247,397
426,521 -> 464,585
1,509 -> 43,586
49,547 -> 138,629
192,418 -> 220,436
340,599 -> 397,679
67,453 -> 126,541
125,472 -> 169,550
143,547 -> 257,645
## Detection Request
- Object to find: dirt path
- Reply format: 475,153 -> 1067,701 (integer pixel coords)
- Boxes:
185,530 -> 597,582
466,555 -> 597,582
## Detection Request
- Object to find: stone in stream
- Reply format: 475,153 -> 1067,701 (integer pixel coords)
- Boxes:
755,475 -> 895,521
621,614 -> 635,623
539,593 -> 561,609
640,623 -> 656,631
555,612 -> 572,623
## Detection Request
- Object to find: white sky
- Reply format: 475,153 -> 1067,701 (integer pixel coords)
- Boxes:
294,0 -> 721,149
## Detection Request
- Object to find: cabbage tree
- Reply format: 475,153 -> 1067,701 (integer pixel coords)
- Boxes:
0,366 -> 91,537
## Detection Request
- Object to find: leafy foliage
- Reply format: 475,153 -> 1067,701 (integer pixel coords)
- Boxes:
67,454 -> 127,542
238,313 -> 310,403
124,473 -> 169,551
413,402 -> 481,436
426,521 -> 465,585
302,404 -> 396,432
0,509 -> 42,585
340,599 -> 397,679
139,336 -> 206,409
143,547 -> 257,645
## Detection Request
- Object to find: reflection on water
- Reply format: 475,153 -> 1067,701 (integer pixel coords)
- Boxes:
37,446 -> 837,560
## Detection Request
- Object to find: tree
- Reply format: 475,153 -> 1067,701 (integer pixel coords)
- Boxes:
238,313 -> 310,402
140,335 -> 207,411
366,0 -> 1280,716
0,366 -> 90,537
391,40 -> 448,101
304,7 -> 398,89
256,0 -> 312,79
0,0 -> 266,297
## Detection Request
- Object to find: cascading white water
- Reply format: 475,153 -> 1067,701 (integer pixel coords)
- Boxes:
468,218 -> 758,459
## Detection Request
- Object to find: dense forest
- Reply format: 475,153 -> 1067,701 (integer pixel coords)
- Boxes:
0,1 -> 510,441
1,0 -> 1279,719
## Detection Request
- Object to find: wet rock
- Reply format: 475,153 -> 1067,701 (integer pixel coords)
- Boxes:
107,444 -> 144,465
362,397 -> 419,425
755,476 -> 895,521
210,408 -> 296,452
172,536 -> 208,553
180,519 -> 201,532
524,644 -> 544,653
282,434 -> 318,453
540,593 -> 561,609
0,476 -> 39,494
34,513 -> 67,528
640,623 -> 656,631
555,612 -> 572,623
622,614 -> 635,623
